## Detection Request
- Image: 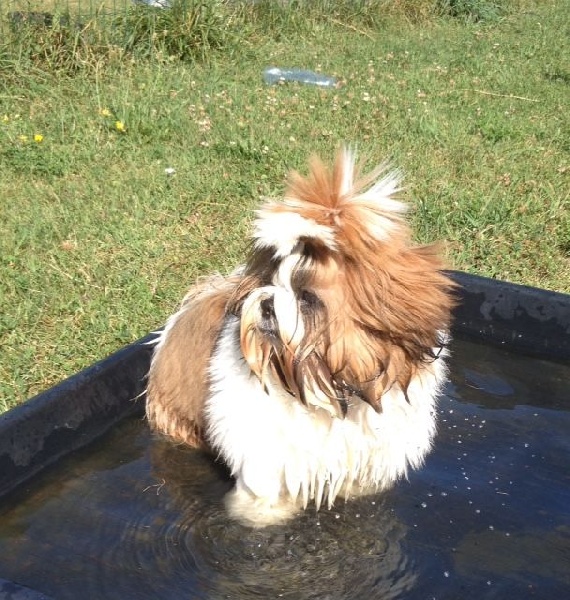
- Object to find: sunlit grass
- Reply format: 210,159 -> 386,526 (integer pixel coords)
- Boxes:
0,0 -> 569,411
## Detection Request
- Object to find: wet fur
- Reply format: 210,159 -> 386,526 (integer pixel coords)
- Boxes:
146,147 -> 456,526
146,276 -> 237,449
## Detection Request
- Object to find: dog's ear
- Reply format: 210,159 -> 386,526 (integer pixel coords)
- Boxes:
146,276 -> 238,449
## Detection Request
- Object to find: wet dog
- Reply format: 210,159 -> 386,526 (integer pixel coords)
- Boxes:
146,147 -> 455,525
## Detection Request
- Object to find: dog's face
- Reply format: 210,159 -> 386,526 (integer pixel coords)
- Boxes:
228,149 -> 455,418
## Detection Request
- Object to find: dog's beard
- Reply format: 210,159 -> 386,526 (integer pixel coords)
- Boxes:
239,285 -> 350,419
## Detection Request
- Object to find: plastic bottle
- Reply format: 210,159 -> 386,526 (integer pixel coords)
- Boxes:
263,67 -> 337,88
134,0 -> 171,8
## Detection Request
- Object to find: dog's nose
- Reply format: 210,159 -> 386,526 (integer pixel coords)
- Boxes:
260,297 -> 275,320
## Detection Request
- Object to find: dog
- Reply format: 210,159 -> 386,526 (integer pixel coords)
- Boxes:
146,147 -> 456,526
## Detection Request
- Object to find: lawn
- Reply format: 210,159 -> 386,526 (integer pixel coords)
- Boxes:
0,0 -> 569,411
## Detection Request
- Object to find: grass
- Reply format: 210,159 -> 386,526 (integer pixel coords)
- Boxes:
0,0 -> 569,411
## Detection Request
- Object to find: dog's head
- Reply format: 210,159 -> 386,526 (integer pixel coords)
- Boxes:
228,147 -> 455,418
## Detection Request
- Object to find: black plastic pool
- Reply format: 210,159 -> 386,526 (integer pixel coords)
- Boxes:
0,272 -> 568,599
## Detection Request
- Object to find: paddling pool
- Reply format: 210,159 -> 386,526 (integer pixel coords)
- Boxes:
0,272 -> 568,599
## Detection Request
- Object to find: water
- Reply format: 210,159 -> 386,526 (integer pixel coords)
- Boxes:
0,338 -> 568,599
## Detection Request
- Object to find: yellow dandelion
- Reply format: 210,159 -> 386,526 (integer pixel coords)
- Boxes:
34,134 -> 44,143
115,120 -> 126,132
99,108 -> 111,118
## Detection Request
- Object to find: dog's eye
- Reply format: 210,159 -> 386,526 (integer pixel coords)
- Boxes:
300,290 -> 320,311
260,297 -> 275,320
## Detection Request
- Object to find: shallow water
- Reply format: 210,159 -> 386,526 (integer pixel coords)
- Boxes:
0,338 -> 568,599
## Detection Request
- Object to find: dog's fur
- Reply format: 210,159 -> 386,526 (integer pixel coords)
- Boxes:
146,147 -> 456,526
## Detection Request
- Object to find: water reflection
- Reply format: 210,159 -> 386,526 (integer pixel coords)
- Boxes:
0,338 -> 568,599
150,439 -> 415,599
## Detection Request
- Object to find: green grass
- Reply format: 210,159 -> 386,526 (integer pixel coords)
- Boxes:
0,0 -> 569,411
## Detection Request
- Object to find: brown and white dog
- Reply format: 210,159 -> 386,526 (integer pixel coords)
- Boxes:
146,147 -> 456,526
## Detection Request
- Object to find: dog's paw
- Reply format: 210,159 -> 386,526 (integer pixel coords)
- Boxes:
225,486 -> 299,527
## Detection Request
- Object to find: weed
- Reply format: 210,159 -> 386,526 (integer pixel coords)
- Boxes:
114,0 -> 233,62
438,0 -> 505,22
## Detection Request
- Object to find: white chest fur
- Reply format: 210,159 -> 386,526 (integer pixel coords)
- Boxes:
205,317 -> 446,526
